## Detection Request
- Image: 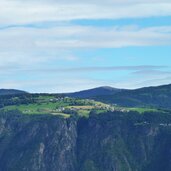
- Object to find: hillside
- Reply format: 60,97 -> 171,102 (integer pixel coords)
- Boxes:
0,89 -> 27,96
67,86 -> 123,98
71,84 -> 171,109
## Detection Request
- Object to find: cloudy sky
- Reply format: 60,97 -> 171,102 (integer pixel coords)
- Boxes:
0,0 -> 171,92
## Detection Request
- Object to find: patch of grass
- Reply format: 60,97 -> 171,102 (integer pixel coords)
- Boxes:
127,107 -> 159,113
0,95 -> 126,119
51,113 -> 70,118
77,110 -> 90,118
66,106 -> 94,110
3,102 -> 58,115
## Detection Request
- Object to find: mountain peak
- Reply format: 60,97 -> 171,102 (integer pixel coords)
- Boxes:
98,86 -> 119,90
67,86 -> 122,98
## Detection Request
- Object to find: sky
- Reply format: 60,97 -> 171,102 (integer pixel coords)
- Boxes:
0,0 -> 171,93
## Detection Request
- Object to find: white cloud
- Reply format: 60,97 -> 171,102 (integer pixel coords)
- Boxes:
25,26 -> 171,48
113,73 -> 171,89
1,25 -> 171,49
0,77 -> 111,93
0,0 -> 171,25
0,25 -> 170,70
0,0 -> 171,92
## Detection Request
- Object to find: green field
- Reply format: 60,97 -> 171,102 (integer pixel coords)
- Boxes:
0,94 -> 163,118
127,107 -> 159,113
4,103 -> 58,114
0,95 -> 109,118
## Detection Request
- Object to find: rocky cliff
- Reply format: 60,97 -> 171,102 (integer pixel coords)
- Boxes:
1,111 -> 171,171
0,111 -> 77,171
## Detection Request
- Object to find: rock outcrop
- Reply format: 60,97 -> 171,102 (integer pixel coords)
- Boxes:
1,111 -> 171,171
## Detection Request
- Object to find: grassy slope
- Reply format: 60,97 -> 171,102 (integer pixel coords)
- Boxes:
0,95 -> 110,118
0,94 -> 166,119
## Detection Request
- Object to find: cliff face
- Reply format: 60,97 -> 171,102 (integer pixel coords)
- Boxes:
0,113 -> 77,171
1,111 -> 171,171
77,112 -> 171,171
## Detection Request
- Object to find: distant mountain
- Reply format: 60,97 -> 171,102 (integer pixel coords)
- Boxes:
67,84 -> 171,109
92,84 -> 171,109
0,89 -> 27,96
67,86 -> 123,98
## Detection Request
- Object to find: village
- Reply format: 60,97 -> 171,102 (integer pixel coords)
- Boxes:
51,97 -> 129,114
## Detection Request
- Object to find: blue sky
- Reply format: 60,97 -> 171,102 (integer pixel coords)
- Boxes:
0,0 -> 171,92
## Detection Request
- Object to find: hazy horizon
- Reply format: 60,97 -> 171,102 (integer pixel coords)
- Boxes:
0,82 -> 171,94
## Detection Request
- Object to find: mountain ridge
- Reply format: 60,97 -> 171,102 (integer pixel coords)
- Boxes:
1,83 -> 171,96
0,89 -> 28,96
1,83 -> 171,109
67,83 -> 171,109
67,86 -> 123,98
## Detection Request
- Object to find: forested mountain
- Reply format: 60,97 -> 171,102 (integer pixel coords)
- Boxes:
69,84 -> 171,109
67,86 -> 122,98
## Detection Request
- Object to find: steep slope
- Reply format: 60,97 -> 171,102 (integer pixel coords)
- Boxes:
1,110 -> 171,171
77,111 -> 171,171
0,111 -> 77,171
68,86 -> 122,98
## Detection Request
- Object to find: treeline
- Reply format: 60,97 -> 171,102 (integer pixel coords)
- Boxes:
93,85 -> 171,109
0,93 -> 65,108
87,110 -> 171,125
